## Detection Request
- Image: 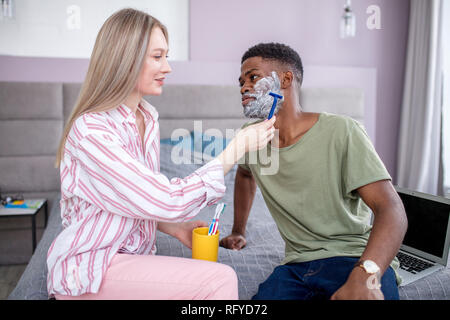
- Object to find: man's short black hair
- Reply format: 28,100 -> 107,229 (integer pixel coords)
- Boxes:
241,42 -> 303,86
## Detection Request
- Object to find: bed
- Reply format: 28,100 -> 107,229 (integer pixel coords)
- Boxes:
4,81 -> 450,300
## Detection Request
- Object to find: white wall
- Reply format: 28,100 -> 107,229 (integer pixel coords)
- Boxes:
0,0 -> 189,60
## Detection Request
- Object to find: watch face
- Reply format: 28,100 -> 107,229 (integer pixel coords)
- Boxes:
363,260 -> 380,274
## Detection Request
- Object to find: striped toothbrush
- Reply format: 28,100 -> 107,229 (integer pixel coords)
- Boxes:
208,203 -> 226,236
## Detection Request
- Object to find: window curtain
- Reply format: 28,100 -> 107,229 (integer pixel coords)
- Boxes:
396,0 -> 444,196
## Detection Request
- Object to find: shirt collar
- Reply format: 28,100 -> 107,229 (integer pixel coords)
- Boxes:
138,99 -> 159,123
109,99 -> 159,125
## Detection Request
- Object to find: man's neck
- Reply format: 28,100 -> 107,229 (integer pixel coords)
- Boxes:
270,86 -> 321,149
273,98 -> 307,145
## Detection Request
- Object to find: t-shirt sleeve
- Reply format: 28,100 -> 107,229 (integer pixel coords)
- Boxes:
342,120 -> 392,197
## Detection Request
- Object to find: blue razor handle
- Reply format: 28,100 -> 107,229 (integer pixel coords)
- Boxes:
268,92 -> 283,120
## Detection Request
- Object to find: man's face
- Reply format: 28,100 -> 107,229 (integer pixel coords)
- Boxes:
239,57 -> 284,119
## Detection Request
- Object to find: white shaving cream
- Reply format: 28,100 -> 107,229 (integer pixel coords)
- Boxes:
243,71 -> 284,119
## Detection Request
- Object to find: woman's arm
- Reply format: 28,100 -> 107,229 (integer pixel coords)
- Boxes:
71,116 -> 275,223
75,130 -> 224,222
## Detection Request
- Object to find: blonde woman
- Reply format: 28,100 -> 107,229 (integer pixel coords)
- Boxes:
47,8 -> 276,300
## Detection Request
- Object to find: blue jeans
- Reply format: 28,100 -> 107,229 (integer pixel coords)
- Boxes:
252,256 -> 399,300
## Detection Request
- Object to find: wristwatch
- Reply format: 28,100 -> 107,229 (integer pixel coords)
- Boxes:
354,259 -> 380,275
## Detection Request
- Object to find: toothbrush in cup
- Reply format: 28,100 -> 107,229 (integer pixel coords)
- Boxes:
208,203 -> 226,236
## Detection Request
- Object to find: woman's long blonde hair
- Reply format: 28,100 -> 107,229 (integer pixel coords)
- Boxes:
55,8 -> 168,167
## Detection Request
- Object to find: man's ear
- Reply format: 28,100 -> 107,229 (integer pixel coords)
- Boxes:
280,71 -> 294,89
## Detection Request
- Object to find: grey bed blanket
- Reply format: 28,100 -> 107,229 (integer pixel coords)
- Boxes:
8,144 -> 450,300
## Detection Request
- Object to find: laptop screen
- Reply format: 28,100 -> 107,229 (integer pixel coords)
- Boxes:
398,191 -> 450,259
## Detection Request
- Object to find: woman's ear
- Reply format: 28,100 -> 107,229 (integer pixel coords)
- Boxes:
280,71 -> 294,89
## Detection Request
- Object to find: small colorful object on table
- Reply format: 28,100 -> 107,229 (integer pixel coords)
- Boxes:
4,200 -> 28,208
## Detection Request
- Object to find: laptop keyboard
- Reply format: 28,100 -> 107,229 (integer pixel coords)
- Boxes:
397,251 -> 434,274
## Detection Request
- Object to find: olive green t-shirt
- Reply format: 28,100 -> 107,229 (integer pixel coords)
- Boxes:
239,112 -> 400,277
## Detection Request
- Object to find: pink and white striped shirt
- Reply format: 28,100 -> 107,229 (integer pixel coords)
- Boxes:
47,100 -> 226,297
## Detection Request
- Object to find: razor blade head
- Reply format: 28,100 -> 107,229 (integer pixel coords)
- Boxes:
268,92 -> 283,99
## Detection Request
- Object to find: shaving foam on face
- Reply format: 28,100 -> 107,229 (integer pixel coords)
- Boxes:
243,71 -> 284,119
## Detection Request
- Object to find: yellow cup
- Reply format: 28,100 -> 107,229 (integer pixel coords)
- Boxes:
192,227 -> 219,262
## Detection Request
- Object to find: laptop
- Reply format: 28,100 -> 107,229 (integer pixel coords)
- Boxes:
395,186 -> 450,286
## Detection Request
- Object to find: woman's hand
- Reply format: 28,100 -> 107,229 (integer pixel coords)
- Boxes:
217,116 -> 276,175
236,116 -> 276,154
158,220 -> 207,249
174,220 -> 208,249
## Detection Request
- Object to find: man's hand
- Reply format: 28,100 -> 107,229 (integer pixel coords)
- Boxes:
221,166 -> 255,251
220,232 -> 247,250
330,268 -> 384,300
329,179 -> 407,300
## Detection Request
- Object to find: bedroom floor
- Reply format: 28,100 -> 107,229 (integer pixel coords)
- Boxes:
0,264 -> 27,299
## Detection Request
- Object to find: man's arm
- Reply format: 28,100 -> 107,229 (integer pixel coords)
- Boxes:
219,166 -> 257,250
331,179 -> 408,300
